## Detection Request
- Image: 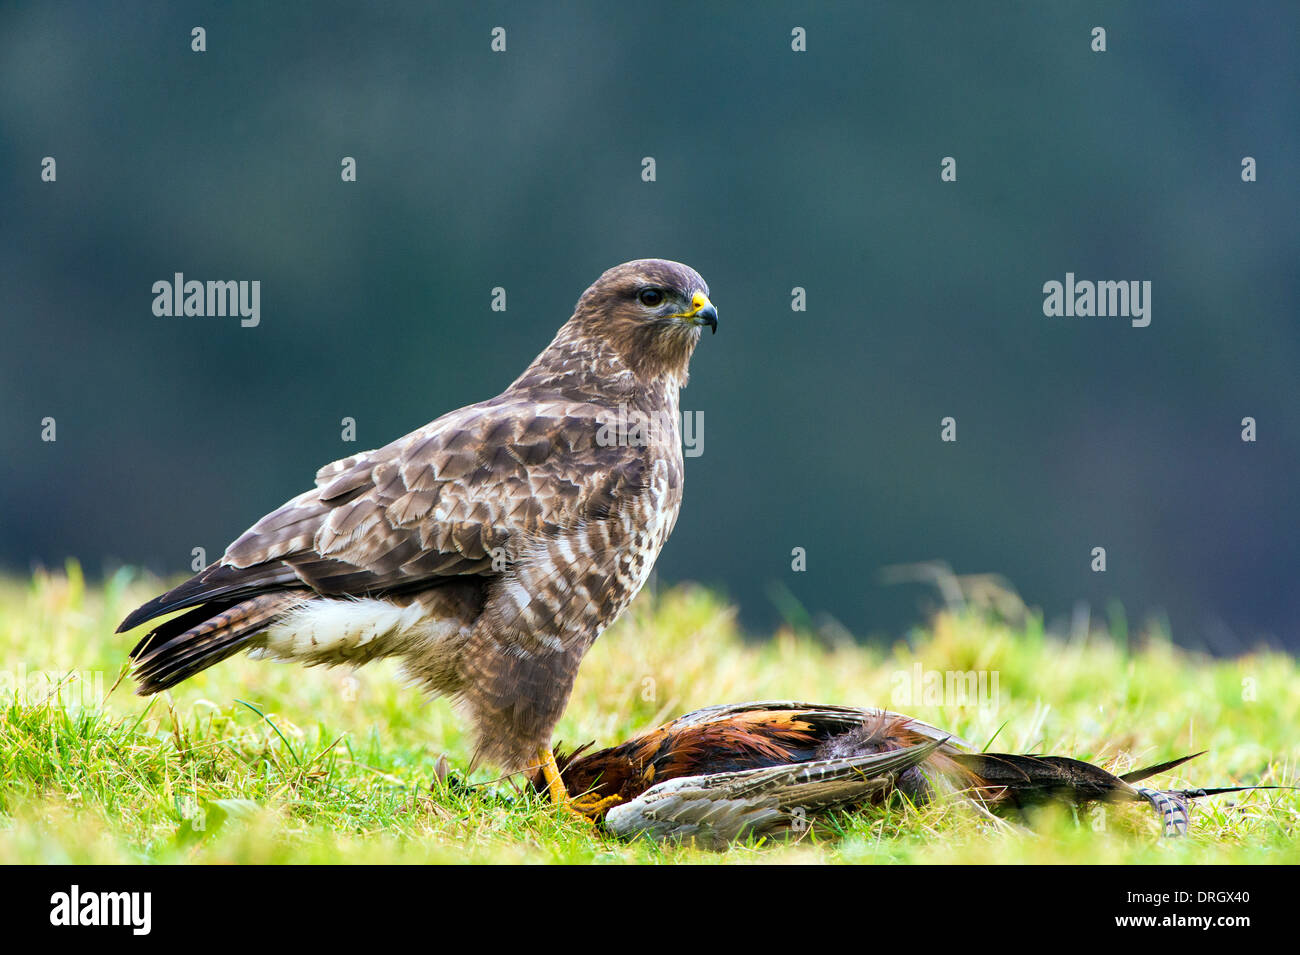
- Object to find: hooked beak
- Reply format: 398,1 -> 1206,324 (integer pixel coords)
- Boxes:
674,291 -> 718,334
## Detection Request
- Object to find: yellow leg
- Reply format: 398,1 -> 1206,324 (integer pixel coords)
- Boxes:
537,746 -> 569,804
536,746 -> 623,820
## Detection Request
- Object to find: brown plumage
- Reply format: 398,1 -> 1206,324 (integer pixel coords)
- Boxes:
118,259 -> 718,792
544,701 -> 1279,847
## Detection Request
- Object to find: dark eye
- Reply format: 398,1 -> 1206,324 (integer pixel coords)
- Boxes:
637,287 -> 664,308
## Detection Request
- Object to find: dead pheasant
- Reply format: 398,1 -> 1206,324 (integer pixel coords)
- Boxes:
539,701 -> 1281,848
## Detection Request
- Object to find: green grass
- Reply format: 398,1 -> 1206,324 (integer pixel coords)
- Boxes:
0,563 -> 1296,863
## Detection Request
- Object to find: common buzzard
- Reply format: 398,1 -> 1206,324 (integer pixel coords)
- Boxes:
117,258 -> 717,814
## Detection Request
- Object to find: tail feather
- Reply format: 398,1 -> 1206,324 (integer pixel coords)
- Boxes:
1172,785 -> 1294,798
952,753 -> 1141,806
116,562 -> 299,634
955,750 -> 1288,837
1119,751 -> 1205,783
131,592 -> 307,694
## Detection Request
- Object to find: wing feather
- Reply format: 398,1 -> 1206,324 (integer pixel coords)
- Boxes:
118,395 -> 644,633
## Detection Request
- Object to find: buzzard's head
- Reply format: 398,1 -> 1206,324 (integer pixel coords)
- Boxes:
573,258 -> 717,382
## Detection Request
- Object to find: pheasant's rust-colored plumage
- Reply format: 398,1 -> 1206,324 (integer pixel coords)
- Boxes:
118,260 -> 718,776
543,701 -> 1280,847
555,704 -> 955,805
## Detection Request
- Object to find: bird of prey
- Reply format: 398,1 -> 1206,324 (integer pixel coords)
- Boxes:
117,258 -> 718,814
543,701 -> 1280,846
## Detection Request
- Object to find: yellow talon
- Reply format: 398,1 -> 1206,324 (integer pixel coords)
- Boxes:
570,791 -> 624,819
535,746 -> 623,820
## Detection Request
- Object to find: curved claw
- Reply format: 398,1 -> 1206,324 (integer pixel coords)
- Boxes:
569,791 -> 623,820
535,746 -> 623,822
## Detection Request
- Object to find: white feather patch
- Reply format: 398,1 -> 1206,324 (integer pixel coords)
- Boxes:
257,597 -> 426,663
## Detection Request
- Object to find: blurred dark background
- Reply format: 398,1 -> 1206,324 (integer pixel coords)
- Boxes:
3,2 -> 1297,651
